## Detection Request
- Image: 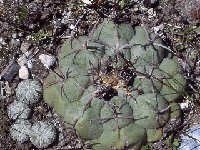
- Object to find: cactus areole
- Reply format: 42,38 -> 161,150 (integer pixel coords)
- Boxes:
43,20 -> 186,149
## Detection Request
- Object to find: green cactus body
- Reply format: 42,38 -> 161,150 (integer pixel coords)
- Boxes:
130,26 -> 166,72
43,20 -> 186,149
91,122 -> 147,150
75,95 -> 104,140
130,93 -> 170,129
146,128 -> 163,143
92,20 -> 134,51
58,36 -> 100,71
159,58 -> 180,77
160,73 -> 186,102
170,103 -> 182,119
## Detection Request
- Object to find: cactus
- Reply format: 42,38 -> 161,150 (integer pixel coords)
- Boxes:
43,20 -> 186,149
16,79 -> 42,105
7,100 -> 31,120
10,119 -> 31,143
29,120 -> 57,149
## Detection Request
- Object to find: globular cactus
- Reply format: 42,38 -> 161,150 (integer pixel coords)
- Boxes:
7,100 -> 31,120
10,119 -> 31,143
29,120 -> 57,149
16,79 -> 42,105
43,19 -> 186,149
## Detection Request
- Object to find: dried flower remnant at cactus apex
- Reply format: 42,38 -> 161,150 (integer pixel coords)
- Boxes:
93,60 -> 136,101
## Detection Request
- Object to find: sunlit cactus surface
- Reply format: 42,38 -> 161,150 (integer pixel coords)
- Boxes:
43,20 -> 186,149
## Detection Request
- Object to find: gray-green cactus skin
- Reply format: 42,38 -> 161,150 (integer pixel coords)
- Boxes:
43,20 -> 186,149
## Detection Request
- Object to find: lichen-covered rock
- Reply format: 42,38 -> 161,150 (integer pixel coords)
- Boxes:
178,124 -> 200,150
16,79 -> 42,105
43,19 -> 186,149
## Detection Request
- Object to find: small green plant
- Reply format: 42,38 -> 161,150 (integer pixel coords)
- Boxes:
43,19 -> 186,149
17,5 -> 29,25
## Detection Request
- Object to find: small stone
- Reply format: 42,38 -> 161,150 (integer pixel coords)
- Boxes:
19,66 -> 29,79
0,81 -> 7,99
143,0 -> 159,8
69,24 -> 75,30
20,42 -> 31,54
12,33 -> 17,39
82,0 -> 92,5
39,54 -> 56,69
178,124 -> 200,150
17,55 -> 27,66
0,61 -> 20,81
180,102 -> 189,110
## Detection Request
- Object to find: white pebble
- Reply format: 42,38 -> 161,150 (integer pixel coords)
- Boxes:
19,66 -> 29,79
17,55 -> 27,66
20,42 -> 30,54
69,24 -> 75,30
39,54 -> 56,69
180,102 -> 189,110
82,0 -> 92,4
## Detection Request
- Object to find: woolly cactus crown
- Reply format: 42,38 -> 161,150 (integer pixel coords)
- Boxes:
7,100 -> 31,120
10,119 -> 31,143
29,120 -> 57,149
16,79 -> 42,105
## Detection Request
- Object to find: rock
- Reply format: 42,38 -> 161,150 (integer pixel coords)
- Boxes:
18,65 -> 29,79
178,124 -> 200,149
82,0 -> 92,5
20,42 -> 31,54
39,54 -> 56,69
0,61 -> 20,81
